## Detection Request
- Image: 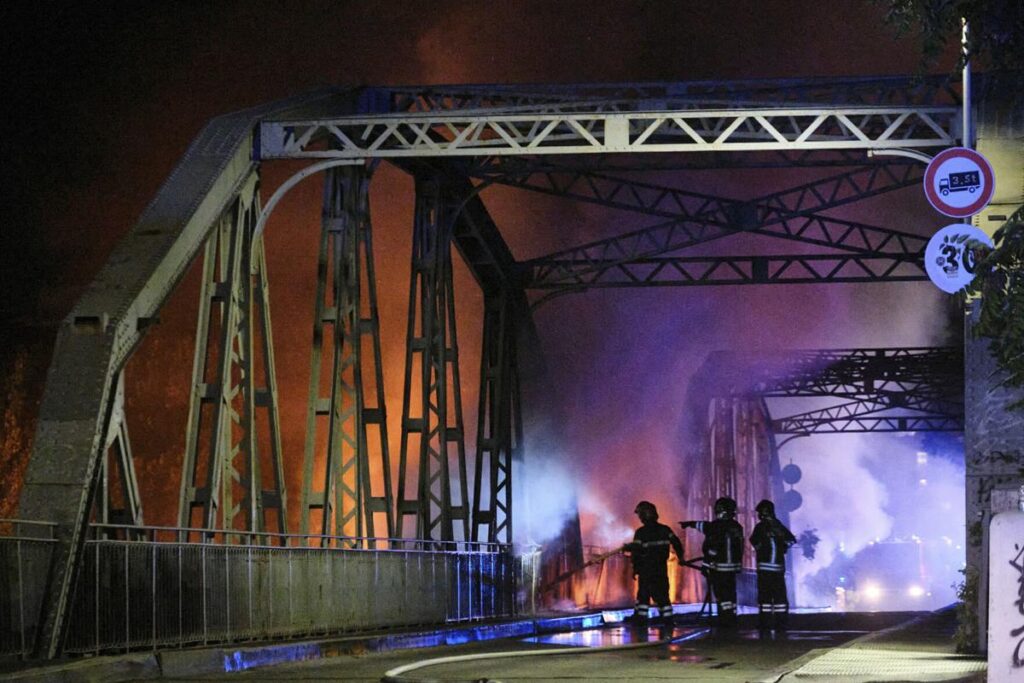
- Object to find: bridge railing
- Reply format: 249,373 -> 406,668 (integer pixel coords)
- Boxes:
62,524 -> 534,654
0,520 -> 58,658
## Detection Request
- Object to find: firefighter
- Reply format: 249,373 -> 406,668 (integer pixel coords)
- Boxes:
626,500 -> 685,623
750,499 -> 796,631
680,496 -> 743,626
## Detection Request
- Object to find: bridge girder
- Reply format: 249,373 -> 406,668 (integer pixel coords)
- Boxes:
691,347 -> 964,447
521,162 -> 927,291
259,105 -> 958,160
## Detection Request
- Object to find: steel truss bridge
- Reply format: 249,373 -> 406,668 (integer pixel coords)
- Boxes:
680,346 -> 963,568
11,75 -> 977,658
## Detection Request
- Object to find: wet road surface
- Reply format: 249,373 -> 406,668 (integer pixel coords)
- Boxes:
161,612 -> 925,682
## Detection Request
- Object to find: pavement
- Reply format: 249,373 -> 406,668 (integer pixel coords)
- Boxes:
0,605 -> 986,682
766,607 -> 987,683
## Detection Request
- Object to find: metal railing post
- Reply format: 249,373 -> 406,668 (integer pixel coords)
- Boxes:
94,543 -> 100,654
224,546 -> 230,642
177,545 -> 183,645
16,539 -> 24,657
247,544 -> 253,638
151,544 -> 157,649
124,544 -> 130,651
201,544 -> 208,644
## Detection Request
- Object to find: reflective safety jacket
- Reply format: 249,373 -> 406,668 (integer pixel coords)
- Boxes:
750,518 -> 796,573
628,522 -> 684,576
692,519 -> 744,573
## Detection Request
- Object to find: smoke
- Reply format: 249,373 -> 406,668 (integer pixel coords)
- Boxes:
518,439 -> 580,546
788,432 -> 965,608
786,434 -> 895,577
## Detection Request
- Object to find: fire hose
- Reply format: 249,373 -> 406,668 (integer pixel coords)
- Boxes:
380,626 -> 709,683
380,552 -> 716,679
539,545 -> 706,594
382,555 -> 714,682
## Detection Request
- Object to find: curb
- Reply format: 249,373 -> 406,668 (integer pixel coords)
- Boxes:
0,612 -> 612,682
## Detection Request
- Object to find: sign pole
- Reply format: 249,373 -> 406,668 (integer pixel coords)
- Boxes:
961,18 -> 972,152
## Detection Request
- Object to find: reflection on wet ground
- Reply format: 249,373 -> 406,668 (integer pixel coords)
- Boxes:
736,629 -> 869,641
522,625 -> 705,648
522,624 -> 870,649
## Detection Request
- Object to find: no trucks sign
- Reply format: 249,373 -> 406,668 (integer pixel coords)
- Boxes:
923,147 -> 995,218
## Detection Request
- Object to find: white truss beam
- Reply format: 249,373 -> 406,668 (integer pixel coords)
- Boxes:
259,106 -> 959,159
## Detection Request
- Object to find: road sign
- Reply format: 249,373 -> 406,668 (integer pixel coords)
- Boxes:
925,223 -> 993,293
923,147 -> 995,218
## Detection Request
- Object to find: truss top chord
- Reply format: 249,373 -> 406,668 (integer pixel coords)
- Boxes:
258,106 -> 959,160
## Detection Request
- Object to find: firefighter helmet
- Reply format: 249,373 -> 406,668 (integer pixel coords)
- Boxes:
713,496 -> 737,519
634,500 -> 659,520
755,499 -> 776,520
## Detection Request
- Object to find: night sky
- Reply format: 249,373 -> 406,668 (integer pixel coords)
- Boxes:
1,1 -> 966,606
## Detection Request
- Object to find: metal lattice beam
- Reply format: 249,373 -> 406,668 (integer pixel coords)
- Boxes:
695,347 -> 963,437
527,253 -> 927,291
395,161 -> 527,545
396,175 -> 471,541
473,161 -> 924,231
94,371 -> 143,533
771,397 -> 963,434
258,106 -> 958,160
472,294 -> 517,544
521,162 -> 927,289
464,150 -> 923,172
178,176 -> 287,537
750,347 -> 963,400
300,166 -> 395,546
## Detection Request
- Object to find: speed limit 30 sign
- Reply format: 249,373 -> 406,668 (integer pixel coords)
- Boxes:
925,223 -> 994,293
923,147 -> 995,218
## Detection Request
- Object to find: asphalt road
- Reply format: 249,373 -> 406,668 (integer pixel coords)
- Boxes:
164,612 -> 924,683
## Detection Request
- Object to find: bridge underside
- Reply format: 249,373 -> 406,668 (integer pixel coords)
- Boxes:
12,75 -> 1022,657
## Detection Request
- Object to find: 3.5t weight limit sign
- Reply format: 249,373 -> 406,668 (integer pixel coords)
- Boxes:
923,147 -> 995,218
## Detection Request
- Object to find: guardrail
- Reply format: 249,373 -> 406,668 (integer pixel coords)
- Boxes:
0,520 -> 58,658
62,524 -> 538,654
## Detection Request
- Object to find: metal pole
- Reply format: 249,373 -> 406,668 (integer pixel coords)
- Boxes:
961,17 -> 971,150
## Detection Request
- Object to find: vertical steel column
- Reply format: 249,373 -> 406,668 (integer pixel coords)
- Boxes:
707,397 -> 737,512
300,165 -> 395,546
178,175 -> 287,537
397,175 -> 470,542
95,371 -> 143,534
251,210 -> 289,536
471,294 -> 516,543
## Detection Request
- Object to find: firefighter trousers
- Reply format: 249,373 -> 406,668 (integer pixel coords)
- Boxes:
757,570 -> 789,630
635,571 -> 672,617
709,570 -> 738,625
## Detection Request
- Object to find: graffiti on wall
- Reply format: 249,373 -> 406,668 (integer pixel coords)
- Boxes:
1010,541 -> 1024,667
